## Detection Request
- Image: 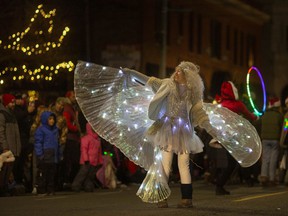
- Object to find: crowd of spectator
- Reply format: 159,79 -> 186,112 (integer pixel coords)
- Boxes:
0,88 -> 287,197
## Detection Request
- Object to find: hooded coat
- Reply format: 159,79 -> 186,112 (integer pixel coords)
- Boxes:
80,123 -> 103,166
34,111 -> 60,163
220,81 -> 257,122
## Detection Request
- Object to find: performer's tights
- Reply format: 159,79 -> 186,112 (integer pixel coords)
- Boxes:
161,151 -> 191,184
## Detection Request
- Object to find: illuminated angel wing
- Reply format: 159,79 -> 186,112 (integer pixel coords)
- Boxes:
74,61 -> 155,170
204,103 -> 262,167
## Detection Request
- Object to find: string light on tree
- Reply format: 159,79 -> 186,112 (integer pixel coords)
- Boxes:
0,3 -> 75,85
0,4 -> 70,56
0,61 -> 74,84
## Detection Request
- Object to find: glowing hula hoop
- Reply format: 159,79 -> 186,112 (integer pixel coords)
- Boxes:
246,66 -> 266,116
284,118 -> 288,131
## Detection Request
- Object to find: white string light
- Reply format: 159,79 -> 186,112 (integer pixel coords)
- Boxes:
0,4 -> 69,56
0,4 -> 75,85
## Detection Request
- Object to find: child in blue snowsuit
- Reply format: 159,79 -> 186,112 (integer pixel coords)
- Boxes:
34,111 -> 61,195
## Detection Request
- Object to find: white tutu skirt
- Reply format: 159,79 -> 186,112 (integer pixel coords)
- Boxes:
146,115 -> 204,154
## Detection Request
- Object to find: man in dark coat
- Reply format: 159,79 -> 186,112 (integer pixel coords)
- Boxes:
0,94 -> 21,196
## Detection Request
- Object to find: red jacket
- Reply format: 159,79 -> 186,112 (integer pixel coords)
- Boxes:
80,123 -> 103,166
220,81 -> 257,122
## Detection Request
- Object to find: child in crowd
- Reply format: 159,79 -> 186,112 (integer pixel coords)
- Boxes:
34,111 -> 60,195
72,123 -> 103,192
96,150 -> 117,189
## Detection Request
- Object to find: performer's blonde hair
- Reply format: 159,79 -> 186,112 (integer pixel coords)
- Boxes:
171,61 -> 204,103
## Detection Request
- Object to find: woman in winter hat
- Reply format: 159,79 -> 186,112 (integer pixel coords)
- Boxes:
2,94 -> 16,107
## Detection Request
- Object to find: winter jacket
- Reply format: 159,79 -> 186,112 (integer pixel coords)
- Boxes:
220,81 -> 257,122
34,111 -> 61,163
63,103 -> 80,141
0,104 -> 21,155
260,107 -> 283,140
80,123 -> 103,166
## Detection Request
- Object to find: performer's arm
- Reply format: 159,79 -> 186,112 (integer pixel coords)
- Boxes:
122,68 -> 149,85
190,101 -> 219,138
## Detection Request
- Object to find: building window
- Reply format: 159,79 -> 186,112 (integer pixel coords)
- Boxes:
246,34 -> 256,67
233,29 -> 238,65
210,19 -> 222,59
167,9 -> 171,46
286,25 -> 288,52
154,0 -> 162,43
178,12 -> 183,37
189,12 -> 194,52
240,31 -> 244,66
145,63 -> 159,77
197,14 -> 202,54
226,25 -> 230,50
210,71 -> 231,97
145,63 -> 174,77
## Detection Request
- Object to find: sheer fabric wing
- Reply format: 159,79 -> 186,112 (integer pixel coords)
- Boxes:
74,61 -> 155,170
204,103 -> 262,167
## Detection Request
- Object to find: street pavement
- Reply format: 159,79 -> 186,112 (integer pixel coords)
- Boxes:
1,181 -> 287,216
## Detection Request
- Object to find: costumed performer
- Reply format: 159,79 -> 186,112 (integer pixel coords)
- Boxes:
124,61 -> 220,208
74,60 -> 262,209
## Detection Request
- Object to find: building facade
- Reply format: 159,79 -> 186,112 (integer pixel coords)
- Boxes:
89,0 -> 270,99
258,0 -> 288,102
140,0 -> 269,98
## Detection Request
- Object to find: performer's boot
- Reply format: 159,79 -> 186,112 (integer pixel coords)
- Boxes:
177,184 -> 193,208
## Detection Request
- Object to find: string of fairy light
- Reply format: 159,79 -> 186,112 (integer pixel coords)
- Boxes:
0,4 -> 75,84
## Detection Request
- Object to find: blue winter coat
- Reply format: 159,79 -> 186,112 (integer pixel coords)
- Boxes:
34,111 -> 61,163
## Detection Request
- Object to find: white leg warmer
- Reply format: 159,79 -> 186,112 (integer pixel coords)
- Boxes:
178,153 -> 191,184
